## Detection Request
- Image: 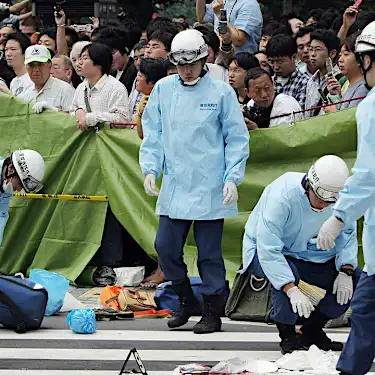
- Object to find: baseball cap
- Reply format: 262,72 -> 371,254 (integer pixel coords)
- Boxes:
24,45 -> 51,65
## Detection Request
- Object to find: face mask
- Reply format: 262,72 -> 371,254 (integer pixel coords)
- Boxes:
2,180 -> 13,194
310,206 -> 323,213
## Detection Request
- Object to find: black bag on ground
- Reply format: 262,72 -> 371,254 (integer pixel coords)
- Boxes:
225,268 -> 273,322
0,276 -> 48,333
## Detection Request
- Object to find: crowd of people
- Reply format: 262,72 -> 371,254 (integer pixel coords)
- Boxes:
0,1 -> 372,131
2,1 -> 375,374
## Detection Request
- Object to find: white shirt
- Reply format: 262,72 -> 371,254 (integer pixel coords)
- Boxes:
10,73 -> 33,97
206,63 -> 229,83
116,70 -> 124,80
71,74 -> 129,127
18,76 -> 75,112
247,93 -> 303,127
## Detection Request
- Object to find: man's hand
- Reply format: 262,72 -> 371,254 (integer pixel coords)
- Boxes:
244,117 -> 258,130
33,101 -> 58,113
89,17 -> 100,29
144,174 -> 159,196
75,109 -> 88,131
223,181 -> 238,205
54,8 -> 66,26
287,286 -> 315,318
212,0 -> 224,17
343,6 -> 358,29
317,216 -> 343,250
333,272 -> 353,305
326,76 -> 341,96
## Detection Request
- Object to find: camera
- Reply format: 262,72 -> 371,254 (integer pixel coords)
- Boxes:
53,0 -> 66,18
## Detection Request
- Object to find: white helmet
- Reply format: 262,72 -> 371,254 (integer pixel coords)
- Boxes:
11,150 -> 45,193
307,155 -> 349,203
356,21 -> 375,53
169,29 -> 209,65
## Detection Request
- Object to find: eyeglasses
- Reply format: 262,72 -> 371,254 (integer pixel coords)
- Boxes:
78,55 -> 91,62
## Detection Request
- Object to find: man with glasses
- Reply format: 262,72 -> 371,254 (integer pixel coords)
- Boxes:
240,155 -> 360,354
18,44 -> 75,113
140,29 -> 249,334
5,32 -> 32,97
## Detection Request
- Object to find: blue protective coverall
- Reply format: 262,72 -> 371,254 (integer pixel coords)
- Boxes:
241,172 -> 359,324
139,73 -> 249,295
333,87 -> 375,375
0,158 -> 12,245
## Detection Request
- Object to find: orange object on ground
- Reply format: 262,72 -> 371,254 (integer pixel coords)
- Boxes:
100,285 -> 123,311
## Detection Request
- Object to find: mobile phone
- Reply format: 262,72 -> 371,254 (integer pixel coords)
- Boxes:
219,9 -> 227,34
54,0 -> 66,18
54,3 -> 62,18
354,0 -> 363,10
326,57 -> 334,77
349,0 -> 362,15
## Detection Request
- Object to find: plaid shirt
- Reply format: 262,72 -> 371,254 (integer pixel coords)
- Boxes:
274,69 -> 309,110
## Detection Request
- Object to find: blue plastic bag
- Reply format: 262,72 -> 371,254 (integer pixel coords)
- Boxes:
66,309 -> 96,334
29,269 -> 69,316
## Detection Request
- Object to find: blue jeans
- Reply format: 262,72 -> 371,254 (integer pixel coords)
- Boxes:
155,216 -> 227,295
249,252 -> 361,325
337,271 -> 375,375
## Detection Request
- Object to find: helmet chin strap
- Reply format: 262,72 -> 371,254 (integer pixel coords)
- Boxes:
358,53 -> 375,90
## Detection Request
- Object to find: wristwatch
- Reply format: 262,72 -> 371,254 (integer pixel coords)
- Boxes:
340,265 -> 354,277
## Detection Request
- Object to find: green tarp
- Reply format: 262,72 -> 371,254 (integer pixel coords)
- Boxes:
0,94 -> 359,283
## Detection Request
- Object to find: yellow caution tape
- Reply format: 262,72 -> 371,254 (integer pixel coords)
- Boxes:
13,193 -> 108,202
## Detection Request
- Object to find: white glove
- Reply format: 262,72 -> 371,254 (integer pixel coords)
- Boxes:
333,272 -> 353,305
287,286 -> 315,318
223,181 -> 238,205
143,173 -> 159,196
317,216 -> 343,250
32,101 -> 59,114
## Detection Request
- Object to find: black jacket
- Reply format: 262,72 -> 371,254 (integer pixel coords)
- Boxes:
113,57 -> 137,95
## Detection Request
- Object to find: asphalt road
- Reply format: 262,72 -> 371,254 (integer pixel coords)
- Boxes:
0,314 -> 361,375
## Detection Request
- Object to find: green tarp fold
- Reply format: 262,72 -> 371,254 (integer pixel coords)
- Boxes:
0,94 -> 359,283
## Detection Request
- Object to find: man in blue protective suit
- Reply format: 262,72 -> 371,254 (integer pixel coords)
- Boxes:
318,22 -> 375,375
139,29 -> 249,334
241,155 -> 361,354
0,149 -> 45,244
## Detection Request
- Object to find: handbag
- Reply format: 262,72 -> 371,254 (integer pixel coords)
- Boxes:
0,276 -> 48,333
225,268 -> 272,322
118,288 -> 157,312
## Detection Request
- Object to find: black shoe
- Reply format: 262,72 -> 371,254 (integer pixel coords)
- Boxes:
299,309 -> 344,351
167,280 -> 200,329
276,323 -> 305,354
280,336 -> 305,355
193,294 -> 224,334
298,329 -> 343,351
